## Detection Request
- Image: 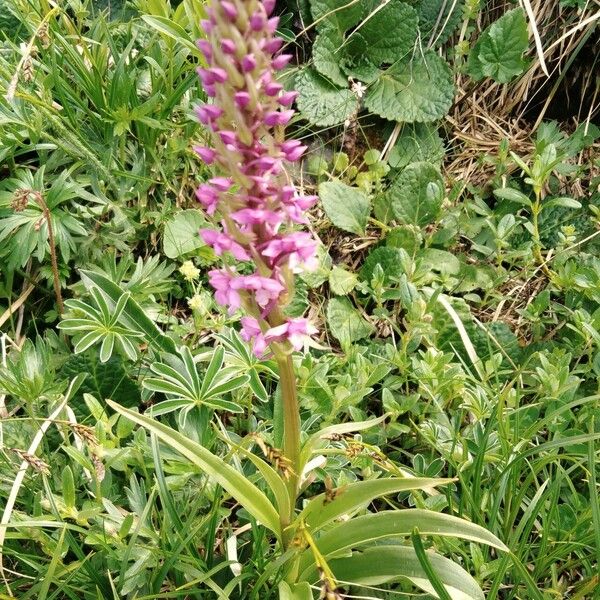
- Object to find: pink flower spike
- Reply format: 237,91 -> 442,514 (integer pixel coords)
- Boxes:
200,19 -> 214,33
266,17 -> 279,34
235,274 -> 284,307
220,1 -> 238,21
263,37 -> 284,54
263,0 -> 276,15
208,269 -> 242,313
281,185 -> 295,202
208,67 -> 228,83
264,81 -> 283,96
250,12 -> 265,31
219,131 -> 238,145
196,39 -> 212,60
264,110 -> 294,126
196,68 -> 215,86
272,54 -> 293,70
195,184 -> 219,214
209,177 -> 233,191
240,316 -> 262,339
240,317 -> 268,356
232,208 -> 283,227
234,91 -> 251,108
194,145 -> 216,164
196,104 -> 223,124
265,318 -> 317,350
284,144 -> 307,162
278,91 -> 299,106
241,54 -> 257,73
221,39 -> 237,54
250,156 -> 279,171
200,229 -> 250,260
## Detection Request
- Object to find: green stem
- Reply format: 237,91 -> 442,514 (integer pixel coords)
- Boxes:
531,191 -> 552,278
275,352 -> 301,547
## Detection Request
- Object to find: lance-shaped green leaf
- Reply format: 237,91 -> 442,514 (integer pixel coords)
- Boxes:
328,545 -> 485,600
299,414 -> 388,474
278,581 -> 313,600
298,477 -> 450,531
106,400 -> 281,536
297,509 -> 508,577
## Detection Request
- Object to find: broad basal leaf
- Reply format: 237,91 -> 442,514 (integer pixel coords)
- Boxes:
387,162 -> 444,226
356,0 -> 418,65
364,51 -> 454,122
106,401 -> 281,536
467,8 -> 529,83
329,545 -> 485,600
299,477 -> 449,531
326,297 -> 374,347
319,181 -> 370,235
296,68 -> 359,127
298,509 -> 508,578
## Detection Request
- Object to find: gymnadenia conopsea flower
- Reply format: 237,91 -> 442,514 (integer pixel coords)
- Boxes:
193,0 -> 319,520
194,0 -> 318,357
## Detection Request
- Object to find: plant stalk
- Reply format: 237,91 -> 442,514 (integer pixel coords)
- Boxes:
276,352 -> 301,546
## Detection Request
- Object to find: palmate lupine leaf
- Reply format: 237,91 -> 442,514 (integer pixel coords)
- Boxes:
143,346 -> 249,415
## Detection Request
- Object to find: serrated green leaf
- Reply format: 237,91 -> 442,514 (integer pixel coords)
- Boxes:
60,354 -> 142,415
79,269 -> 176,355
388,162 -> 444,226
296,68 -> 359,127
329,545 -> 485,600
388,123 -> 445,169
467,8 -> 529,83
364,51 -> 454,122
360,247 -> 406,284
310,0 -> 364,33
313,28 -> 348,87
417,0 -> 465,47
163,209 -> 207,259
329,266 -> 358,295
326,297 -> 374,347
319,181 -> 370,235
356,0 -> 418,65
